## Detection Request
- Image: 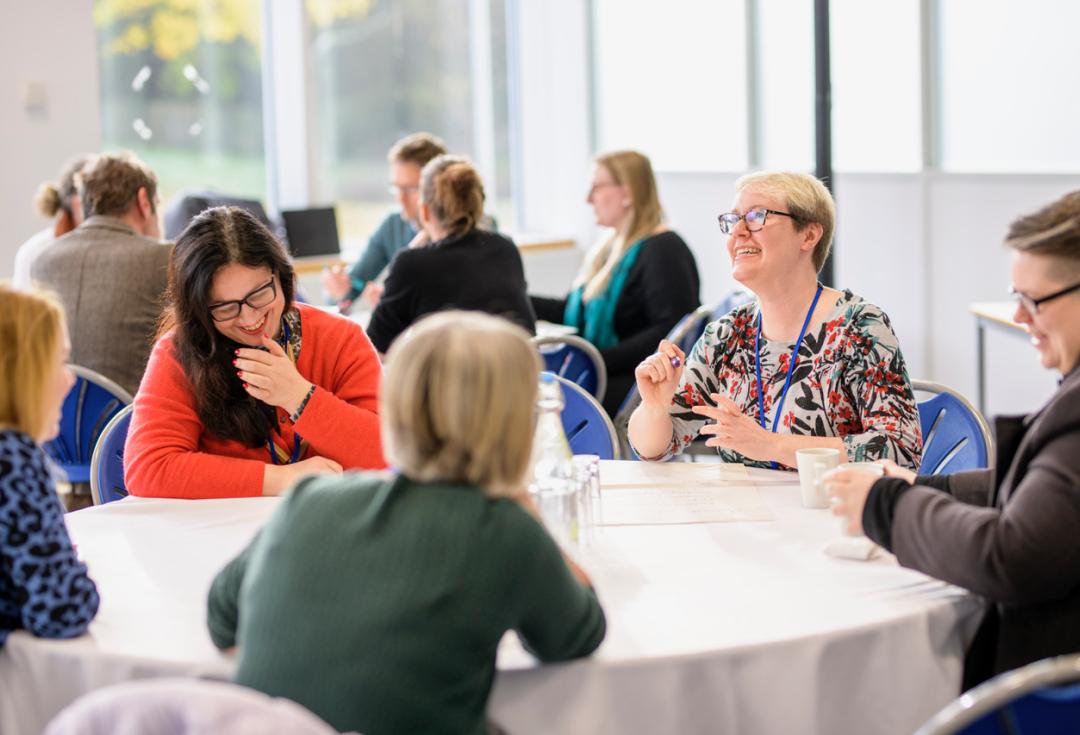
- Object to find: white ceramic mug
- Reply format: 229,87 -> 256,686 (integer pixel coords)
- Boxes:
795,448 -> 841,508
829,462 -> 885,535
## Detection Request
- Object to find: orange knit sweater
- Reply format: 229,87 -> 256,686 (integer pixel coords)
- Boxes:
125,304 -> 386,498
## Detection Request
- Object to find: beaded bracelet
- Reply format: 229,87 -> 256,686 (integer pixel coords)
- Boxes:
290,384 -> 317,423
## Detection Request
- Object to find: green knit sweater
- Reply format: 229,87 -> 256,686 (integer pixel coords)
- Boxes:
207,472 -> 606,734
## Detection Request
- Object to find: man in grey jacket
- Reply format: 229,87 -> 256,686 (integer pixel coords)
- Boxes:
32,152 -> 172,396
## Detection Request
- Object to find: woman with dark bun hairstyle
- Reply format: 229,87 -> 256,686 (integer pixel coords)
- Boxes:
365,155 -> 535,354
13,156 -> 91,289
124,207 -> 385,499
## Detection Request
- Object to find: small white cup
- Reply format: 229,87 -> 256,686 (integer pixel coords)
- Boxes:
829,462 -> 885,536
795,448 -> 841,508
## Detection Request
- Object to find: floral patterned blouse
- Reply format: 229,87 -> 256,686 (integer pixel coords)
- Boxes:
652,289 -> 922,470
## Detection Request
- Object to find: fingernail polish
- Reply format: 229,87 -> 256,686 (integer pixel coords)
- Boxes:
242,383 -> 248,388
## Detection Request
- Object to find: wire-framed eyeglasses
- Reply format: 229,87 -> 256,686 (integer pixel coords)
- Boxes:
717,207 -> 797,235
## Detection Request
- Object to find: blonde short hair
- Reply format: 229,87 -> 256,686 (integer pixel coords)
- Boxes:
735,171 -> 836,272
0,285 -> 66,441
381,311 -> 540,496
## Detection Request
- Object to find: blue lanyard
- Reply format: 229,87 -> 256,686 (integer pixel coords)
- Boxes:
266,318 -> 302,465
754,284 -> 823,468
268,434 -> 303,465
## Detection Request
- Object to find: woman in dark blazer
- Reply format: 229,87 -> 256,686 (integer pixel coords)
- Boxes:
827,190 -> 1080,689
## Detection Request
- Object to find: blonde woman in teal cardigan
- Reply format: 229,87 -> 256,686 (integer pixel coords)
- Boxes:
208,311 -> 606,735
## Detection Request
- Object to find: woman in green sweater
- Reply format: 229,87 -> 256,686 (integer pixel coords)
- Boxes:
207,311 -> 606,735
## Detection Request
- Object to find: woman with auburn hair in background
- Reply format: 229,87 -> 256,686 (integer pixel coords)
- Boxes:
365,154 -> 535,354
208,311 -> 605,735
532,150 -> 701,417
12,155 -> 90,289
0,285 -> 99,645
124,207 -> 385,499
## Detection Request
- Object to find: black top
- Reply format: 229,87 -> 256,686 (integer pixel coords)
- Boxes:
367,229 -> 537,353
532,230 -> 700,415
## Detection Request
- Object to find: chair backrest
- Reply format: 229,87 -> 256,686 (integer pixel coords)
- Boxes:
547,372 -> 620,460
43,677 -> 340,735
532,335 -> 607,403
43,366 -> 133,485
90,405 -> 134,505
915,654 -> 1080,735
710,289 -> 755,321
912,379 -> 994,475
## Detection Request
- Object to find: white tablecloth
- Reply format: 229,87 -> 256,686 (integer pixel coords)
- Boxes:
0,464 -> 982,735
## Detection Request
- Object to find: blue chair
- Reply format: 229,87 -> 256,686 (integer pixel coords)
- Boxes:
43,366 -> 133,485
913,380 -> 994,475
915,654 -> 1080,735
532,335 -> 607,403
709,289 -> 755,321
546,373 -> 620,460
89,405 -> 133,505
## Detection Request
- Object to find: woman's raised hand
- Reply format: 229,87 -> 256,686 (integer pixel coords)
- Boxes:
634,340 -> 685,409
235,335 -> 314,417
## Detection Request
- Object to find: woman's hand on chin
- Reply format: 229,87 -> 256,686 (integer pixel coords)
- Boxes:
235,334 -> 313,415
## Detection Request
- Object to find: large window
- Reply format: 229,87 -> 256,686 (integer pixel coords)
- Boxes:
94,0 -> 267,204
938,0 -> 1080,172
592,0 -> 747,172
831,0 -> 921,172
307,0 -> 513,247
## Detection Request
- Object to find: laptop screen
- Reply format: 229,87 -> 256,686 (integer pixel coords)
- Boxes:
281,207 -> 341,258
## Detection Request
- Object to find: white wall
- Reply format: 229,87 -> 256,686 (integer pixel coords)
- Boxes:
0,3 -> 101,279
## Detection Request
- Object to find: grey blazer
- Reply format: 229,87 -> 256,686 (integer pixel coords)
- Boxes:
31,216 -> 172,396
864,365 -> 1080,687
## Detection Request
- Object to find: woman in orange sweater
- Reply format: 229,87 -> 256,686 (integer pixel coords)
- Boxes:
124,207 -> 385,499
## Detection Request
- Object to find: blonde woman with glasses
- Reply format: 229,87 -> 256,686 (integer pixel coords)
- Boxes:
629,171 -> 922,470
207,311 -> 606,735
0,285 -> 99,647
532,150 -> 701,416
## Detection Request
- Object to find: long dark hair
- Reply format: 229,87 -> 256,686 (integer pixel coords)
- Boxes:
159,207 -> 296,447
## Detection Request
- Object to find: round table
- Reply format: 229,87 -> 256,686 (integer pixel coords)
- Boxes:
0,462 -> 982,734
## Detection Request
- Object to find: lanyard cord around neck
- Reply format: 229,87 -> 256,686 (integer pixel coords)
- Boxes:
754,284 -> 824,469
266,319 -> 303,465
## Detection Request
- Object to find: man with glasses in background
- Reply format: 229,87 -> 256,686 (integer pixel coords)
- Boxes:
321,132 -> 447,312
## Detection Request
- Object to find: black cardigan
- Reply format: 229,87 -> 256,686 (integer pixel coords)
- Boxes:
366,229 -> 536,354
532,230 -> 700,415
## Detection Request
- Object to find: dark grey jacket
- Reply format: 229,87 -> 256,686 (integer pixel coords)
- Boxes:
31,216 -> 172,396
864,364 -> 1080,687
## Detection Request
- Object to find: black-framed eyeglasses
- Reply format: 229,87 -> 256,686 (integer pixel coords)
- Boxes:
717,207 -> 797,234
1009,281 -> 1080,316
208,278 -> 276,322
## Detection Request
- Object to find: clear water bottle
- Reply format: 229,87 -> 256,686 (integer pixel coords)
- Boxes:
530,374 -> 578,544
